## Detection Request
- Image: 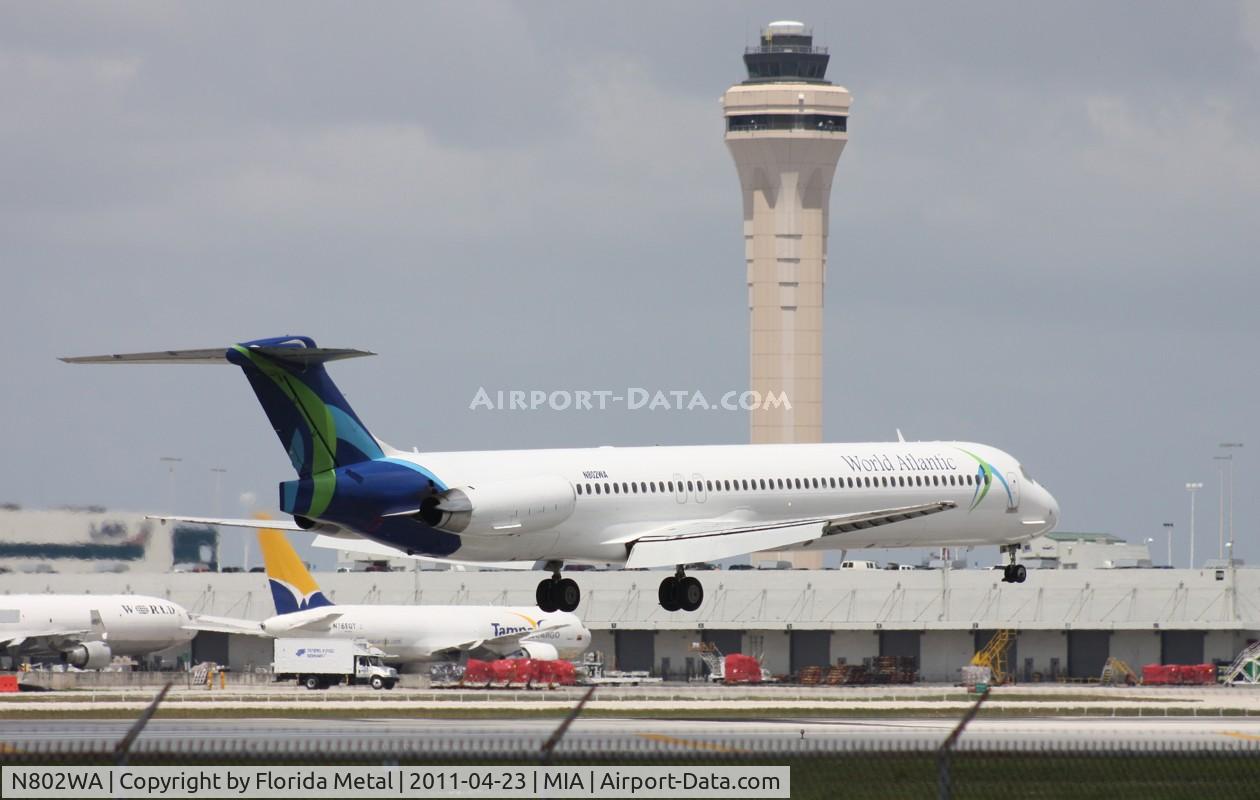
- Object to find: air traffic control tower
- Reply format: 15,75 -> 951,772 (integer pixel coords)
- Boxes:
724,21 -> 850,445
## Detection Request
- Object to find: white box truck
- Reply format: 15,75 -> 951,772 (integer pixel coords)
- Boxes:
273,638 -> 398,690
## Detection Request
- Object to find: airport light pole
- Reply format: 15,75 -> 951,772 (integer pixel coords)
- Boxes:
210,467 -> 227,516
1213,455 -> 1231,560
1221,443 -> 1243,557
209,467 -> 229,574
1186,482 -> 1203,568
159,456 -> 182,512
1163,522 -> 1174,567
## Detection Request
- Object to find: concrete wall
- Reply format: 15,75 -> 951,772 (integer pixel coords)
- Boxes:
225,633 -> 275,674
1206,630 -> 1248,663
1016,630 -> 1068,680
920,631 -> 974,683
589,630 -> 616,668
750,630 -> 791,675
653,630 -> 697,679
1110,630 -> 1162,671
831,630 -> 878,666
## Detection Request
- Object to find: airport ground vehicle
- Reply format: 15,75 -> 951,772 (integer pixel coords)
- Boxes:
272,638 -> 398,690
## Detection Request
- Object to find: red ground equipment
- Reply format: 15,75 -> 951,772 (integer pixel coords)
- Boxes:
723,654 -> 763,684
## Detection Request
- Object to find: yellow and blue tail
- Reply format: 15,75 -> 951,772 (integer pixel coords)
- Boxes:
258,528 -> 334,615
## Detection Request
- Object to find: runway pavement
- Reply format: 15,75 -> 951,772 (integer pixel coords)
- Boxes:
9,716 -> 1260,755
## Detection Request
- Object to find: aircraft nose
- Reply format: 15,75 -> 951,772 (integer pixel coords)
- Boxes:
1040,485 -> 1060,529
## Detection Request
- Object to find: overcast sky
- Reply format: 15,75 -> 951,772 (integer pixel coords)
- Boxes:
2,2 -> 1257,570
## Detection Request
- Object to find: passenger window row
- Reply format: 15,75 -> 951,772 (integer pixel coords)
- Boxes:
575,472 -> 990,497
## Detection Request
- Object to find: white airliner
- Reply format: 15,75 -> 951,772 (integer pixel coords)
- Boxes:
0,595 -> 196,668
64,336 -> 1059,615
192,528 -> 588,662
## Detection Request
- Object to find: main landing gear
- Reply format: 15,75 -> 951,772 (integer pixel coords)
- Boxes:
536,563 -> 580,613
658,567 -> 704,612
1001,545 -> 1027,584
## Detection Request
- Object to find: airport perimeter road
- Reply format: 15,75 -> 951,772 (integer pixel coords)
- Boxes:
9,716 -> 1260,754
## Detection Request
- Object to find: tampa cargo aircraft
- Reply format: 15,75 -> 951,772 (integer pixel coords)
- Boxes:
194,527 -> 589,663
64,336 -> 1059,614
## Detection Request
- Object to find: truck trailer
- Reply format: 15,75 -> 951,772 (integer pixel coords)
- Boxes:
272,638 -> 398,690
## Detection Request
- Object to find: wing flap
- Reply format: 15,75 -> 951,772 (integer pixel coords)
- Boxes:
623,502 -> 956,569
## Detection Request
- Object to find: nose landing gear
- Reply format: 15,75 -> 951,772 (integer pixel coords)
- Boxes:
536,563 -> 581,612
658,567 -> 704,612
1000,545 -> 1027,584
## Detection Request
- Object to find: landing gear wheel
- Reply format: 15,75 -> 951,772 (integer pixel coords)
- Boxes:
1001,545 -> 1024,584
536,579 -> 558,613
678,576 -> 704,612
556,578 -> 581,612
658,576 -> 681,611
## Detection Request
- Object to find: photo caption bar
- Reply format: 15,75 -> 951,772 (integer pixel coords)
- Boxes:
2,765 -> 790,798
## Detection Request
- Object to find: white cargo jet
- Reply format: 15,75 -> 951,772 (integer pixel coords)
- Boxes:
64,336 -> 1059,615
0,595 -> 195,668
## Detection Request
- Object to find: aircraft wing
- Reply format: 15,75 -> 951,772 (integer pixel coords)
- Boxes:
310,534 -> 545,571
437,621 -> 571,658
0,629 -> 91,653
617,501 -> 957,569
147,515 -> 302,530
184,615 -> 266,636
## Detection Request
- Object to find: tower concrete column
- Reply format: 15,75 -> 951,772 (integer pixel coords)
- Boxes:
723,21 -> 850,445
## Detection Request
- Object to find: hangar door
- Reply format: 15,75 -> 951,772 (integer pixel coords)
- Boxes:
1067,631 -> 1110,679
1161,631 -> 1205,665
614,630 -> 655,673
880,631 -> 922,668
790,630 -> 832,674
192,631 -> 229,665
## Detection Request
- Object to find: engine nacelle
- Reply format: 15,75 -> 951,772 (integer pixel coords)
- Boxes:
293,515 -> 342,534
63,641 -> 112,670
514,642 -> 559,661
419,476 -> 575,536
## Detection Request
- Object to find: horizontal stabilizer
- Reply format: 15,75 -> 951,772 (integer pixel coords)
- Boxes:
61,345 -> 374,366
267,609 -> 344,632
147,515 -> 302,531
185,615 -> 265,636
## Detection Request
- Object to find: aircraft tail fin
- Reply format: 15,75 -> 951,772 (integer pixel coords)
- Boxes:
62,336 -> 386,482
258,527 -> 335,615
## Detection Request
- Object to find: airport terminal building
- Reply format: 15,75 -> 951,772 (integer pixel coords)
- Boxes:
2,512 -> 1256,682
